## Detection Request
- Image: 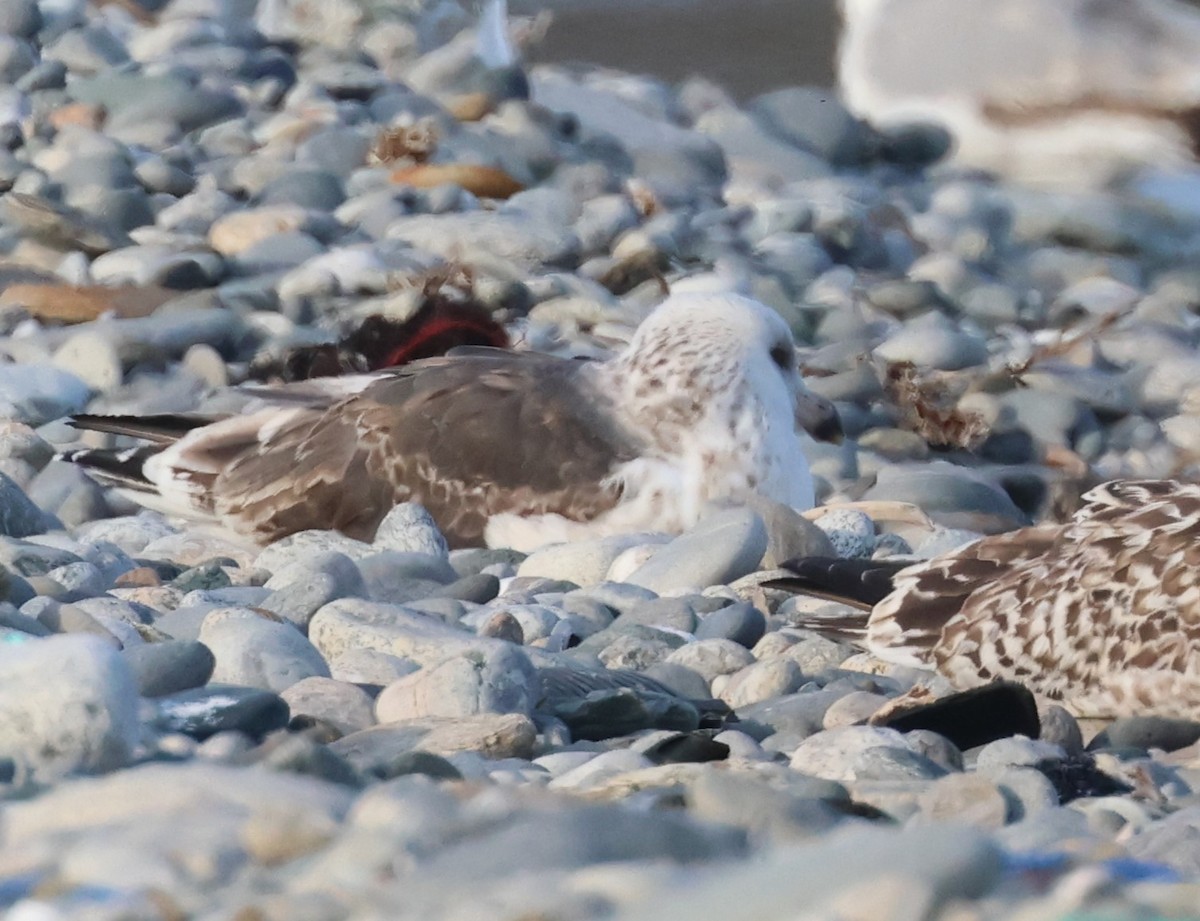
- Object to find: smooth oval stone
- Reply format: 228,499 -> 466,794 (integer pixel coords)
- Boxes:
374,644 -> 537,721
428,573 -> 500,604
122,640 -> 215,698
695,601 -> 766,648
199,608 -> 330,693
331,713 -> 537,771
864,465 -> 1029,534
153,684 -> 290,741
280,675 -> 376,736
626,508 -> 768,594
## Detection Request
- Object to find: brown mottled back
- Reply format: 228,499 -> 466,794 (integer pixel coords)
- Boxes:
870,479 -> 1200,718
207,354 -> 642,547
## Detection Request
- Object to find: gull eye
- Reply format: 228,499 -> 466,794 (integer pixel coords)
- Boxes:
769,344 -> 794,370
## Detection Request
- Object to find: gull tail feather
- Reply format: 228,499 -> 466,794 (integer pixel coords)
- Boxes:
69,413 -> 215,445
56,445 -> 161,493
763,556 -> 911,643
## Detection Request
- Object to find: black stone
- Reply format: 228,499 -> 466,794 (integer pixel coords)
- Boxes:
385,751 -> 463,781
1038,754 -> 1132,803
429,573 -> 500,604
641,731 -> 730,765
154,684 -> 289,741
879,681 -> 1041,751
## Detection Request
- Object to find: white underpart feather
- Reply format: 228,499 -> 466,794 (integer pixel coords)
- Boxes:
486,293 -> 816,551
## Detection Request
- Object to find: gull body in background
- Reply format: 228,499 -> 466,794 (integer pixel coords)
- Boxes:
63,294 -> 842,552
839,0 -> 1200,186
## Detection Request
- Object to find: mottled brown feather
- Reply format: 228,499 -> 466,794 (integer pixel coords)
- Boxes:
205,354 -> 641,547
867,479 -> 1200,718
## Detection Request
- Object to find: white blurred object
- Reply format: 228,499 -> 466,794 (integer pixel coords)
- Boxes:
476,0 -> 516,68
838,0 -> 1200,186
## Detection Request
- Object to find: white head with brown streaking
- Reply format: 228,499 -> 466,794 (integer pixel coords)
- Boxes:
63,293 -> 840,552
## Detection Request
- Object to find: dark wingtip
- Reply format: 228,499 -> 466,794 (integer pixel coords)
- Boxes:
767,556 -> 910,608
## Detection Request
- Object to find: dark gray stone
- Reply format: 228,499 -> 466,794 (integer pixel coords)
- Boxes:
122,640 -> 215,698
1089,717 -> 1200,754
695,602 -> 766,648
546,688 -> 700,741
153,684 -> 290,741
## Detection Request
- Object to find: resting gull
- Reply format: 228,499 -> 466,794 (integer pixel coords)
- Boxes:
63,293 -> 843,552
771,479 -> 1200,720
839,0 -> 1200,186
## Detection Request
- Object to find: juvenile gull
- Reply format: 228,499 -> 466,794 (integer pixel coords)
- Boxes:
839,0 -> 1200,185
771,479 -> 1200,720
63,293 -> 842,551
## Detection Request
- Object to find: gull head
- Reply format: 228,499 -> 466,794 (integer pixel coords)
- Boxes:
616,293 -> 842,444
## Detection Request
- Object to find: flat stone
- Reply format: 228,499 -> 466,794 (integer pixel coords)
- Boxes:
199,607 -> 330,693
863,464 -> 1029,534
386,211 -> 578,272
518,533 -> 666,586
2,760 -> 351,853
253,530 -> 376,573
627,508 -> 768,594
686,768 -> 860,840
208,205 -> 315,255
752,86 -> 877,166
875,319 -> 988,371
374,645 -> 537,720
331,713 -> 537,770
328,647 -> 420,687
309,598 -> 503,668
356,551 -> 458,598
790,725 -> 933,782
1089,716 -> 1200,753
618,823 -> 1002,921
916,773 -> 1010,827
280,676 -> 377,736
544,688 -> 700,741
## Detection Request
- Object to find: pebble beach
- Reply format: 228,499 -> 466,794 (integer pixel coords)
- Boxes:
3,1 -> 1200,919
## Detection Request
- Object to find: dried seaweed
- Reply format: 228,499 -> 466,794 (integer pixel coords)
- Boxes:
883,361 -> 990,450
371,119 -> 439,165
1004,309 -> 1122,379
